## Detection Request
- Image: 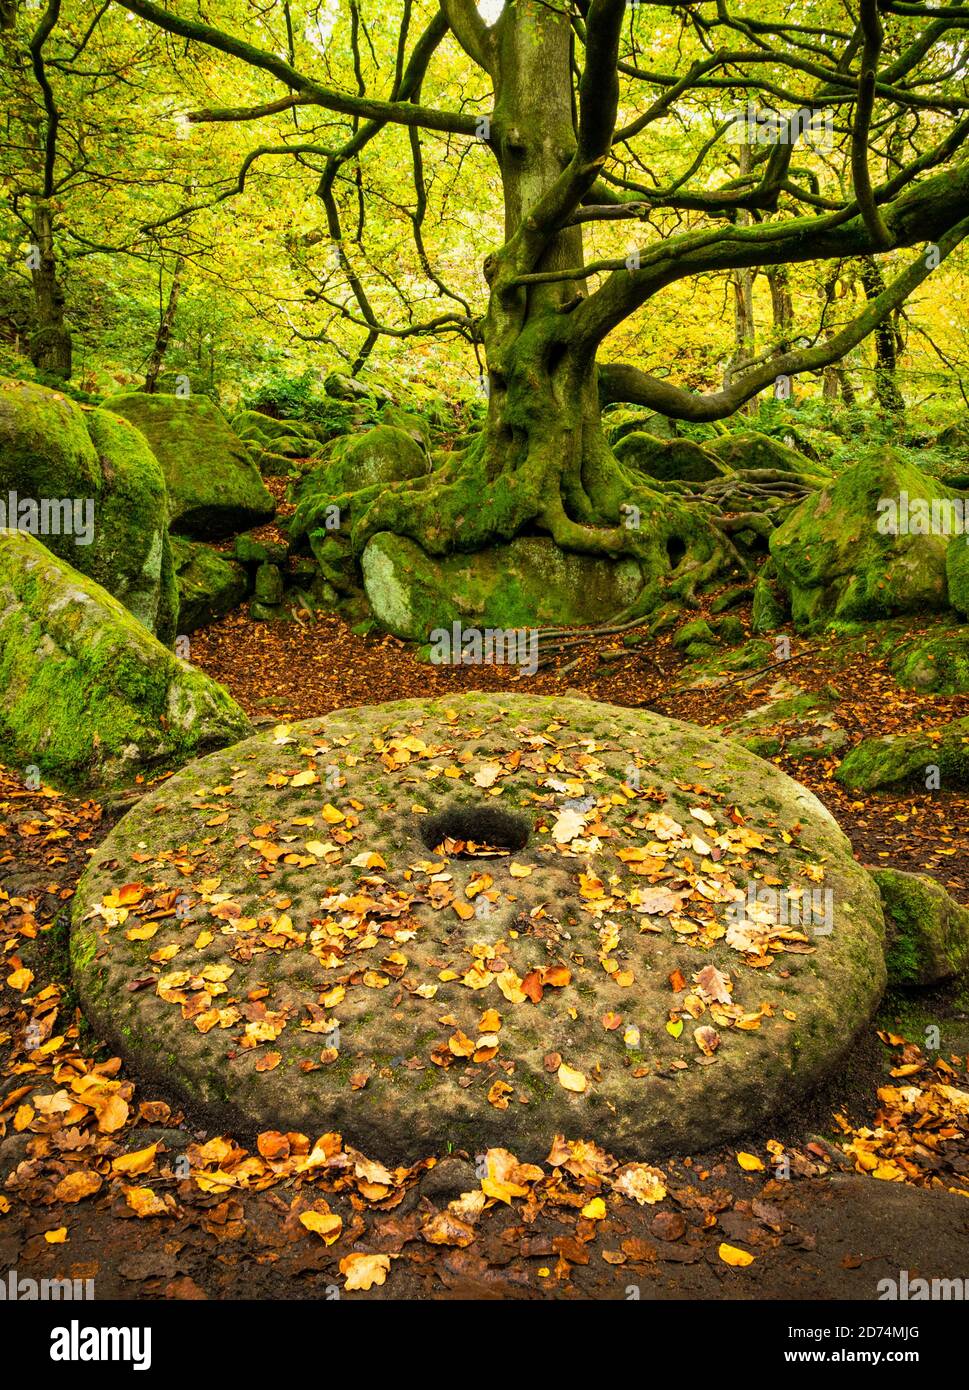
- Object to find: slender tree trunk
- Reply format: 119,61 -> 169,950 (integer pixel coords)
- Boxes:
28,198 -> 71,378
859,255 -> 905,415
144,257 -> 183,393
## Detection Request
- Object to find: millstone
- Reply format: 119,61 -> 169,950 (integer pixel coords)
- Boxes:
71,693 -> 885,1160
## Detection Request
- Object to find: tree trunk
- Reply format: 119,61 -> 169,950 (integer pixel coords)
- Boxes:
859,255 -> 905,415
28,199 -> 71,379
144,258 -> 184,393
295,1 -> 739,609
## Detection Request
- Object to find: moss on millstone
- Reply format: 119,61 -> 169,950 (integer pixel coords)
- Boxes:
836,717 -> 969,791
0,529 -> 251,788
0,379 -> 177,642
170,538 -> 248,634
106,391 -> 275,538
614,431 -> 722,484
361,531 -> 646,640
70,691 -> 885,1162
873,867 -> 969,987
771,450 -> 958,630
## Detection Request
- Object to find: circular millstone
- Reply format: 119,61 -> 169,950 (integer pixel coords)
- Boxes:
71,693 -> 885,1160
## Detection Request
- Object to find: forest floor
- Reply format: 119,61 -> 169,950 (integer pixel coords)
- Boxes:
2,594 -> 969,1302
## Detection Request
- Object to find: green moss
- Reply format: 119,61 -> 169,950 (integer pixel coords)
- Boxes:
836,718 -> 969,791
106,391 -> 275,537
771,449 -> 955,630
0,529 -> 252,788
873,866 -> 969,986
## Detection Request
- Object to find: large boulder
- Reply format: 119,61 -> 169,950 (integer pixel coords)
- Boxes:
0,379 -> 177,642
771,450 -> 956,629
230,410 -> 322,474
289,425 -> 430,551
710,430 -> 820,476
889,625 -> 969,694
0,530 -> 251,788
170,538 -> 248,635
69,692 -> 885,1161
106,392 -> 274,537
873,867 -> 969,987
836,717 -> 969,791
614,431 -> 722,484
362,532 -> 645,640
946,534 -> 969,617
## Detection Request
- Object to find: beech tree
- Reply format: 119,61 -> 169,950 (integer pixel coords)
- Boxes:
112,0 -> 969,596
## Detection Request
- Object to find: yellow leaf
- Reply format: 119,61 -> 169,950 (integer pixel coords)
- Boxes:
718,1242 -> 755,1267
54,1170 -> 102,1204
45,1227 -> 68,1243
300,1209 -> 343,1244
581,1197 -> 607,1219
340,1252 -> 391,1290
125,1186 -> 169,1218
557,1063 -> 588,1093
113,1144 -> 159,1177
736,1152 -> 765,1172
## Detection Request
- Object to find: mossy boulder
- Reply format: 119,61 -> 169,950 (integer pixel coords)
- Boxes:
324,370 -> 392,404
289,425 -> 431,552
362,531 -> 645,639
170,538 -> 248,635
0,530 -> 251,788
0,379 -> 178,642
231,409 -> 321,457
106,392 -> 274,538
946,535 -> 969,617
614,431 -> 722,484
710,430 -> 821,476
603,408 -> 678,445
672,618 -> 717,650
836,717 -> 969,791
936,416 -> 969,453
873,867 -> 969,986
751,572 -> 789,633
771,450 -> 955,630
889,626 -> 969,695
69,691 -> 885,1160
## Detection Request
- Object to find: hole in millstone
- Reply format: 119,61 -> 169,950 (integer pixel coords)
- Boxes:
420,805 -> 531,858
